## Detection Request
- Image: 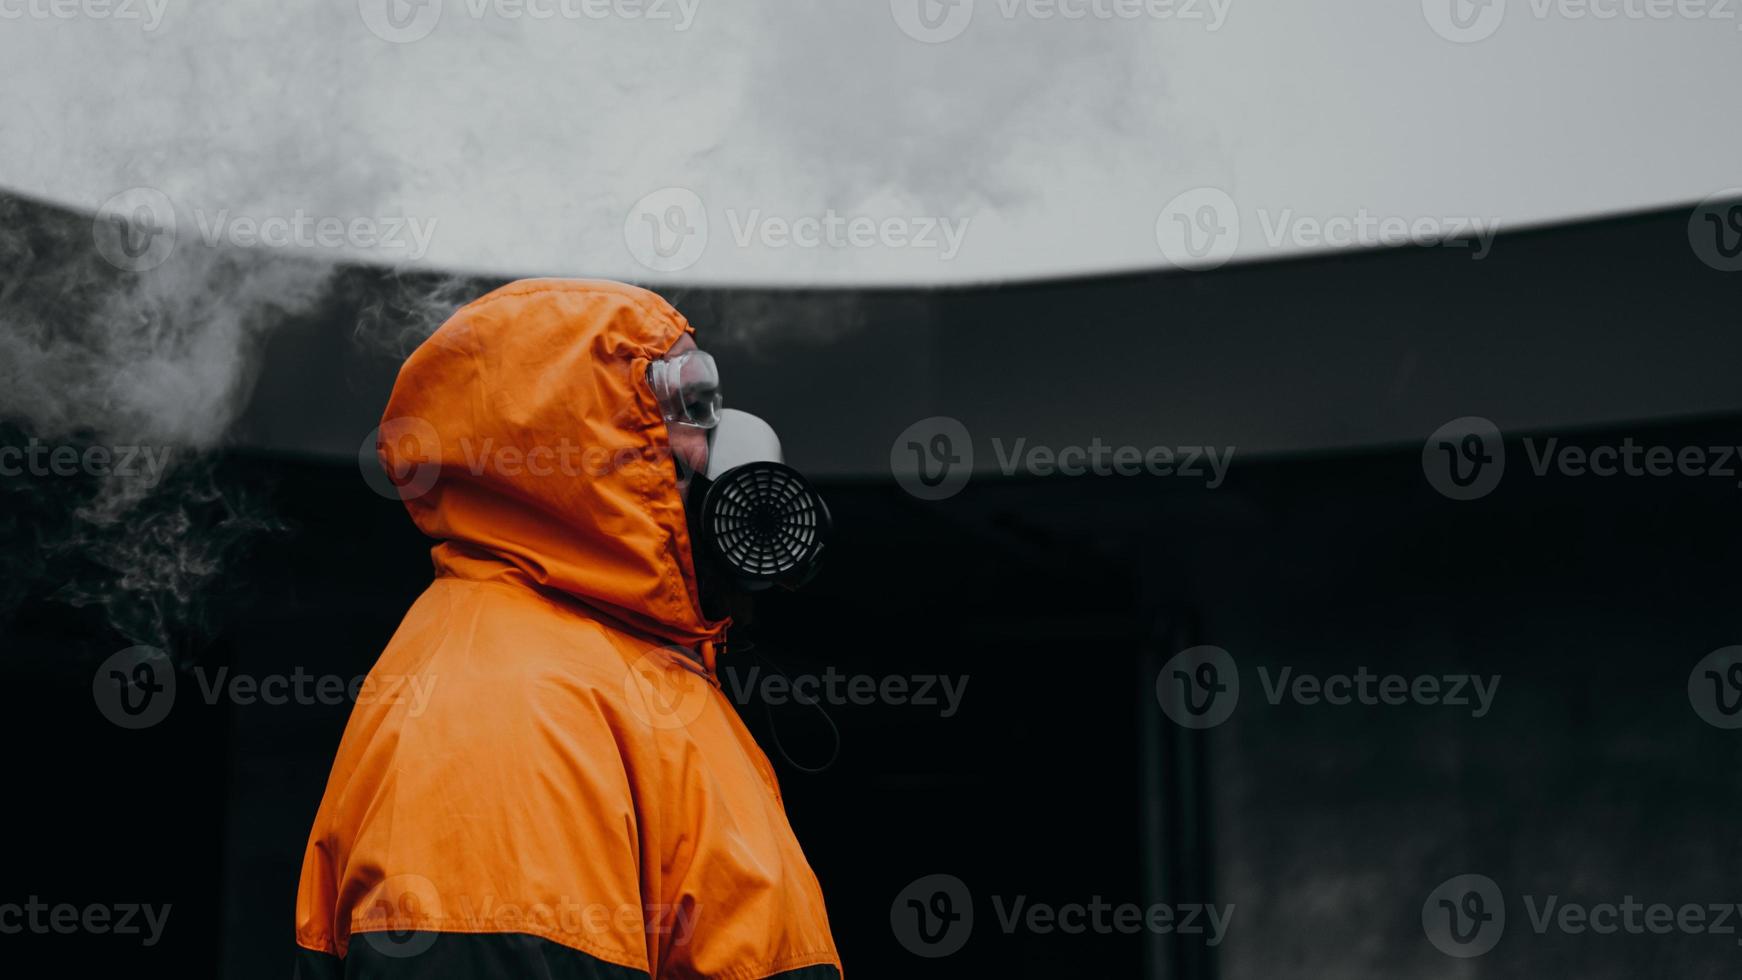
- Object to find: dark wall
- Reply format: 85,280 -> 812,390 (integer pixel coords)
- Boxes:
8,410 -> 1740,977
233,202 -> 1742,476
1160,417 -> 1742,978
206,456 -> 1148,978
6,201 -> 1741,977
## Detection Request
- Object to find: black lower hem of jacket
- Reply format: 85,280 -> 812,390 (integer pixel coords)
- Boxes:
292,934 -> 842,980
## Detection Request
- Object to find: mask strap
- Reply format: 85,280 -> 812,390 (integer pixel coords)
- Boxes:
741,641 -> 841,775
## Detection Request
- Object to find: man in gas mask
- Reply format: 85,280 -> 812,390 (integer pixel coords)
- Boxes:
293,279 -> 839,979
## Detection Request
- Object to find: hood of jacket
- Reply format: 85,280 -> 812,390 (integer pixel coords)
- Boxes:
378,278 -> 724,652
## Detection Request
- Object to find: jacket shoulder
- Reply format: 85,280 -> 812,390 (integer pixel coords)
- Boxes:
296,581 -> 662,967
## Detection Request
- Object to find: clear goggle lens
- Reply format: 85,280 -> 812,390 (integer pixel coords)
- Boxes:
647,349 -> 722,429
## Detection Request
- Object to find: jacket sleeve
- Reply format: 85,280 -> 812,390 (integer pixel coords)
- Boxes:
290,609 -> 665,978
292,585 -> 840,979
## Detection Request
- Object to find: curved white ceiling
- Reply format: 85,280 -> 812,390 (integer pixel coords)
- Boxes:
3,0 -> 1738,285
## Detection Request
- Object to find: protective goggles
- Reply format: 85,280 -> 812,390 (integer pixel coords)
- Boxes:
646,349 -> 723,429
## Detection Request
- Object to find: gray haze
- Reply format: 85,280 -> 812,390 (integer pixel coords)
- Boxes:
1,0 -> 1738,285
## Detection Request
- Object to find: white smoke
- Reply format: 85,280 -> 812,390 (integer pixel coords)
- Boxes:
1,0 -> 1737,645
3,0 -> 1738,287
0,192 -> 338,650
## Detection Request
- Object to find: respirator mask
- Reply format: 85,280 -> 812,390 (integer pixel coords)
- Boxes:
648,349 -> 831,598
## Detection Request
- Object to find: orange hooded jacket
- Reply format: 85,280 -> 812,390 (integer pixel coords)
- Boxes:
294,279 -> 841,979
